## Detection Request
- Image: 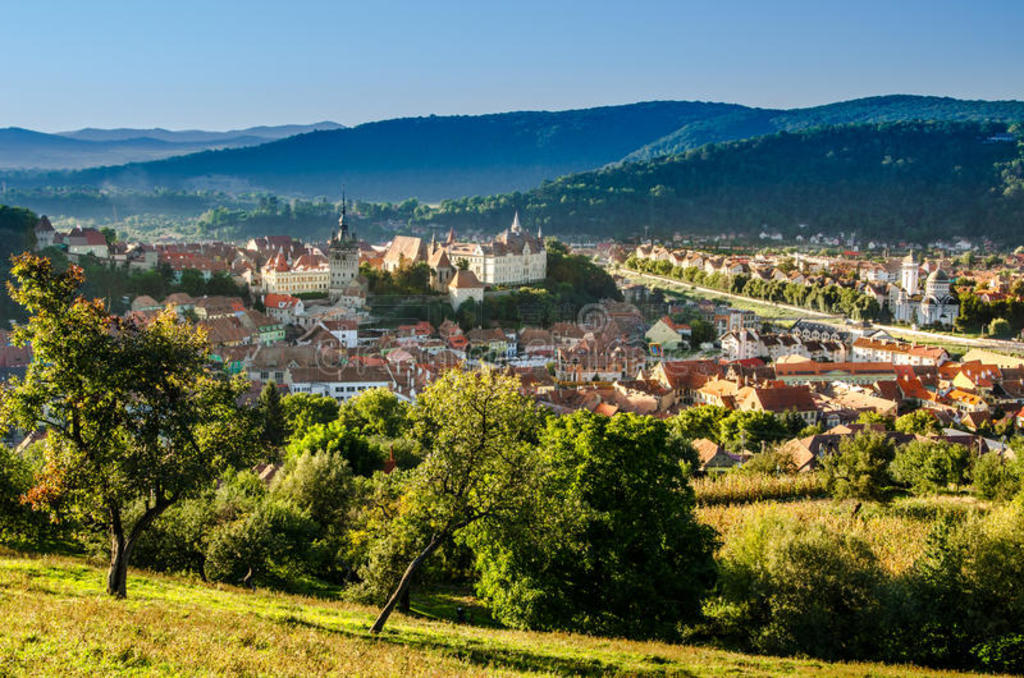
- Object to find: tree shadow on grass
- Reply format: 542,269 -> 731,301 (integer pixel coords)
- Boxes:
280,616 -> 695,677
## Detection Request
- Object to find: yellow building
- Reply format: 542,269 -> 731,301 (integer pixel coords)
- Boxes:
261,249 -> 330,295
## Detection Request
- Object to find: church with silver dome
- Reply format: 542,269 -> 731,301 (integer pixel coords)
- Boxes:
886,252 -> 959,327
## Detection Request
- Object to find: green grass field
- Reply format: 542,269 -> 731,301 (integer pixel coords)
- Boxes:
0,550 -> 1004,677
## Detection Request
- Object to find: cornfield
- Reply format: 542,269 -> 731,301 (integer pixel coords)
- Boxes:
697,496 -> 990,574
693,472 -> 828,506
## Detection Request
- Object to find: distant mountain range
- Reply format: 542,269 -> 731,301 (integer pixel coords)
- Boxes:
2,96 -> 1023,203
0,122 -> 345,170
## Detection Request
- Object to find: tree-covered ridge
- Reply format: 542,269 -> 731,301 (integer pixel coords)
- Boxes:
625,94 -> 1024,161
14,101 -> 744,200
0,205 -> 38,324
8,95 -> 1024,204
426,121 -> 1024,243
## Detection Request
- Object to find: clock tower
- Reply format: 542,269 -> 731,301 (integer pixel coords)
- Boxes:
328,200 -> 359,303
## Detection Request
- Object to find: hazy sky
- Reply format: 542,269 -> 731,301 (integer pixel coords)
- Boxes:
4,0 -> 1022,131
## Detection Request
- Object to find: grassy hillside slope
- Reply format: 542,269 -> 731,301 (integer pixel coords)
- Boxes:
0,552 -> 1000,677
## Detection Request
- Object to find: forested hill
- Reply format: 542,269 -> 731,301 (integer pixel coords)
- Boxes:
624,95 -> 1024,161
24,102 -> 747,200
423,122 -> 1024,244
0,205 -> 38,324
7,96 -> 1024,210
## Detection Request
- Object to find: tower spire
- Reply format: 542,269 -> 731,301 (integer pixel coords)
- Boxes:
338,188 -> 348,240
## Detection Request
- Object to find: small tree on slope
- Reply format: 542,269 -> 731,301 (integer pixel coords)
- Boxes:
0,254 -> 257,598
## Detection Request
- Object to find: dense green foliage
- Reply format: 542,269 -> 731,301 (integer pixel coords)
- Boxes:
822,432 -> 897,502
466,411 -> 716,640
890,440 -> 971,494
625,94 -> 1024,161
428,122 -> 1024,243
956,288 -> 1024,336
703,502 -> 1024,674
0,205 -> 38,323
0,254 -> 258,597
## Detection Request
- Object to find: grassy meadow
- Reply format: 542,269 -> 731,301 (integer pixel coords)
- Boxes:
0,550 -> 1003,677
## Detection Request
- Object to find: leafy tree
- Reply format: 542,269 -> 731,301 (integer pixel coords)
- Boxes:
280,392 -> 339,437
822,431 -> 896,502
971,453 -> 1024,500
780,410 -> 808,437
882,514 -> 974,667
257,382 -> 287,450
285,421 -> 381,477
0,254 -> 256,597
856,411 -> 894,430
177,269 -> 207,297
369,368 -> 542,634
271,450 -> 356,534
891,440 -> 971,494
338,388 -> 409,439
894,409 -> 941,436
740,448 -> 798,475
465,411 -> 717,640
719,410 -> 788,452
989,318 -> 1012,338
670,404 -> 726,442
204,499 -> 319,585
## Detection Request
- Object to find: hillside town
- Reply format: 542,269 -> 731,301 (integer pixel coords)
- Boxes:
10,212 -> 1024,478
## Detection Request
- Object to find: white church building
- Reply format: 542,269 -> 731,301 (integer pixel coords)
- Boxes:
886,252 -> 959,327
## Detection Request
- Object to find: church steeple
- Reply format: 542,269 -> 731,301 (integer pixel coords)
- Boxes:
511,210 -> 522,233
337,193 -> 348,240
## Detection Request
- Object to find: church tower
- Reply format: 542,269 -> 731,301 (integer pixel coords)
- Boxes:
900,251 -> 919,296
328,199 -> 359,303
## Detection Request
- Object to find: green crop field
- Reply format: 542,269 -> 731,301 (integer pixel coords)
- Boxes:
0,550 -> 1003,677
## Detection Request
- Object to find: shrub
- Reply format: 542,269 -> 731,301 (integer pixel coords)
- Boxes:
894,410 -> 940,435
707,511 -> 883,659
971,453 -> 1023,500
204,500 -> 319,585
131,495 -> 217,576
973,634 -> 1024,674
0,445 -> 46,544
738,449 -> 797,475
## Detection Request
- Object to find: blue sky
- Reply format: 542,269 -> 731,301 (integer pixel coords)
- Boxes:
3,0 -> 1022,131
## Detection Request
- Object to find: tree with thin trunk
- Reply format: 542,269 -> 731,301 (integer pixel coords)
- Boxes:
368,367 -> 541,634
0,253 -> 257,598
